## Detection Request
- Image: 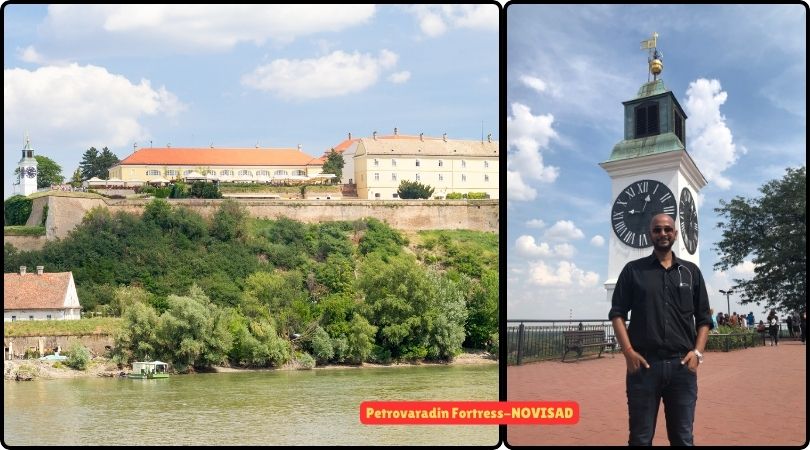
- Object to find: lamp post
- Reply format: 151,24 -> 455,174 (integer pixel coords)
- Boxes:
719,289 -> 733,316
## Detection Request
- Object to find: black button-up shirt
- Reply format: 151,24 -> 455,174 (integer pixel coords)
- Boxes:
609,252 -> 713,355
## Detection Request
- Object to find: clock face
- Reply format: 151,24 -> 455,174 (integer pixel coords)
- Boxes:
679,188 -> 699,254
611,179 -> 677,248
25,166 -> 37,178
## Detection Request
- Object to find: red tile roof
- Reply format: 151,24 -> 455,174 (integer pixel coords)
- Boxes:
117,147 -> 320,167
4,272 -> 74,310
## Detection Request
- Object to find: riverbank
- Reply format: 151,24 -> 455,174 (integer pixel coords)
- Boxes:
4,350 -> 497,381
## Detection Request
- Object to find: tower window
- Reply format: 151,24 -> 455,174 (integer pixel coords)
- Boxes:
673,107 -> 685,145
634,102 -> 659,138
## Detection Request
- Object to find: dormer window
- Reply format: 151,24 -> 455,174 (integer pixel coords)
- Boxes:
634,102 -> 659,138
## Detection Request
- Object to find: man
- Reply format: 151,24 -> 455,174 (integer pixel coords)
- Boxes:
609,213 -> 712,446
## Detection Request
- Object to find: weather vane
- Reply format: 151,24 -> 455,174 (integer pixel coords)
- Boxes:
640,32 -> 663,82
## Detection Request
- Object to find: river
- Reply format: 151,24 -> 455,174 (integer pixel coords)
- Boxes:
4,364 -> 498,446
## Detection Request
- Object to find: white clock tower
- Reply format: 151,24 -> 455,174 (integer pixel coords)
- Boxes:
599,34 -> 707,302
17,134 -> 39,196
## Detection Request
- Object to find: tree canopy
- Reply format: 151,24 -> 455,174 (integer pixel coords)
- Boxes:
397,180 -> 435,199
713,166 -> 806,313
321,149 -> 345,183
79,147 -> 120,180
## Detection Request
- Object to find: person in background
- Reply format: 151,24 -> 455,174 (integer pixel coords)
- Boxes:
786,313 -> 795,338
710,308 -> 719,333
791,311 -> 801,340
767,310 -> 780,347
800,311 -> 806,345
747,312 -> 755,328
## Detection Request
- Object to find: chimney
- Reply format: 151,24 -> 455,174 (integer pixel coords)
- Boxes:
442,133 -> 447,142
373,131 -> 377,140
419,133 -> 423,141
394,127 -> 398,136
348,132 -> 352,140
297,144 -> 302,151
487,133 -> 492,143
36,266 -> 44,275
19,266 -> 26,276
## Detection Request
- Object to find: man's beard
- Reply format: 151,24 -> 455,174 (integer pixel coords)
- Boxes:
652,236 -> 675,252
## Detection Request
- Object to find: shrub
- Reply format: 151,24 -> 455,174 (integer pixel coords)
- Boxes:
446,192 -> 463,200
309,327 -> 334,363
465,192 -> 489,199
295,351 -> 316,370
4,195 -> 33,225
397,180 -> 434,199
66,342 -> 92,370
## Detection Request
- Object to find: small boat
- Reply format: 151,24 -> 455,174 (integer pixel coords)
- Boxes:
128,361 -> 170,379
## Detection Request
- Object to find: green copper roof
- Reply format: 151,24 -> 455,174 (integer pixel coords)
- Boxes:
636,79 -> 667,99
606,132 -> 684,162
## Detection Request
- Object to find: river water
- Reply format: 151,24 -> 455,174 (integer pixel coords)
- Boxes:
4,364 -> 499,446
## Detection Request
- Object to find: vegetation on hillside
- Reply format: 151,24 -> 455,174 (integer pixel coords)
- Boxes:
4,199 -> 498,371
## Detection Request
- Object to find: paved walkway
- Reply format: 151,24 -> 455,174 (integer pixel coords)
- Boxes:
507,340 -> 806,446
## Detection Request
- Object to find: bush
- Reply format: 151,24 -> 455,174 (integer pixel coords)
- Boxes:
465,192 -> 490,199
189,181 -> 222,199
397,180 -> 434,199
66,342 -> 92,370
446,192 -> 464,200
294,351 -> 316,370
4,195 -> 33,225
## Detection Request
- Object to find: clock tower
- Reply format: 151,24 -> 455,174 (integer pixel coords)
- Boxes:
17,134 -> 39,196
599,33 -> 707,301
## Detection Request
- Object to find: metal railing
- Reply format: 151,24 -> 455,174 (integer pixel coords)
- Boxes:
506,320 -> 793,366
506,320 -> 617,366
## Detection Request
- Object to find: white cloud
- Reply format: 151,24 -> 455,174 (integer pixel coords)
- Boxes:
17,46 -> 48,64
730,260 -> 757,277
590,235 -> 605,247
41,5 -> 376,52
526,219 -> 546,229
4,63 -> 185,150
685,78 -> 741,190
506,170 -> 537,202
515,235 -> 552,258
242,50 -> 398,100
543,220 -> 585,241
507,102 -> 559,184
520,74 -> 547,94
409,5 -> 497,38
554,243 -> 576,259
388,71 -> 411,84
528,260 -> 600,287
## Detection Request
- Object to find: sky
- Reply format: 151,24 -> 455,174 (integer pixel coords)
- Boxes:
507,4 -> 806,321
3,4 -> 499,199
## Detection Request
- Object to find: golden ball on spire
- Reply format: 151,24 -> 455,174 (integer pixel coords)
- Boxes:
649,58 -> 663,75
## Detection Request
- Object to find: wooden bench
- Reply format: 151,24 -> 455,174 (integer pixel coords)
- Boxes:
562,330 -> 614,362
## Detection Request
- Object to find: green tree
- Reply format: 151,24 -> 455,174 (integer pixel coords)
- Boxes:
79,146 -> 120,180
321,149 -> 345,183
4,195 -> 33,225
397,180 -> 434,199
211,199 -> 248,241
714,166 -> 806,313
65,342 -> 92,370
69,168 -> 83,188
113,301 -> 161,364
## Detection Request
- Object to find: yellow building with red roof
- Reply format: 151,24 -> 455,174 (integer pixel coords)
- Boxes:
351,130 -> 499,200
108,146 -> 325,184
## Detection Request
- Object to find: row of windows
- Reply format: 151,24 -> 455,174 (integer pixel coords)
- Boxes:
372,159 -> 491,169
145,169 -> 307,177
373,173 -> 491,182
10,315 -> 51,321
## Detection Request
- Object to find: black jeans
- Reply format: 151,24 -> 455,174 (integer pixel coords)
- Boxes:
625,355 -> 697,446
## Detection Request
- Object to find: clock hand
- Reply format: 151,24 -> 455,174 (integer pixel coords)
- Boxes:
641,195 -> 651,212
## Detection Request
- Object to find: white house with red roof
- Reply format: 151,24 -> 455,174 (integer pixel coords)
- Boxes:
4,266 -> 82,321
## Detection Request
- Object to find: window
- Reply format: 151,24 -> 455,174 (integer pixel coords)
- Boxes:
461,160 -> 466,168
274,170 -> 289,176
392,173 -> 397,181
438,160 -> 443,167
29,315 -> 34,321
485,174 -> 490,182
484,161 -> 489,169
220,169 -> 234,176
11,316 -> 15,322
374,159 -> 379,167
374,173 -> 380,181
392,193 -> 399,199
415,173 -> 420,181
46,315 -> 52,320
438,174 -> 444,181
634,102 -> 660,138
184,170 -> 193,175
416,160 -> 420,167
238,169 -> 253,177
375,193 -> 381,198
293,170 -> 306,176
461,174 -> 466,182
673,107 -> 685,145
256,170 -> 271,177
392,159 -> 397,167
146,169 -> 160,176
